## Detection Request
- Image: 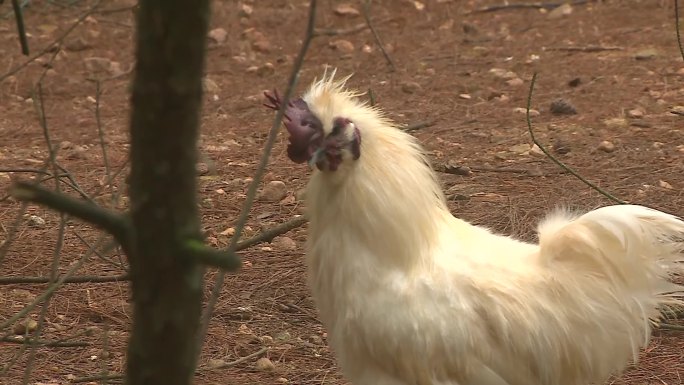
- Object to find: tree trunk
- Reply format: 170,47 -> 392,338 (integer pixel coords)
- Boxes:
126,0 -> 210,383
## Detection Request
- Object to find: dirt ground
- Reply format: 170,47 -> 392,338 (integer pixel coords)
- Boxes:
1,0 -> 683,384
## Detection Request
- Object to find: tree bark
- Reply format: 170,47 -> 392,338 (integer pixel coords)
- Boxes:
125,0 -> 210,383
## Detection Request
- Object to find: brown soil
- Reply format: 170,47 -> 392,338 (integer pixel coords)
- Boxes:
1,0 -> 683,384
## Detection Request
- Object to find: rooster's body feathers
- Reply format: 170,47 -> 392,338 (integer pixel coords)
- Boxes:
280,71 -> 684,385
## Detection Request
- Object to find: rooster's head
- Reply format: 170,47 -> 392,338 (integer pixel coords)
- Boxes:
264,71 -> 362,172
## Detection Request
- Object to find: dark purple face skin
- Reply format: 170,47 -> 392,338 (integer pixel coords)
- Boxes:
264,90 -> 361,171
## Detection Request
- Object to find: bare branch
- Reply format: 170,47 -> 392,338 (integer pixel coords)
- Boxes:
525,73 -> 626,205
197,0 -> 319,356
0,0 -> 103,83
676,0 -> 684,62
9,181 -> 132,245
362,0 -> 395,71
235,215 -> 307,251
10,0 -> 29,55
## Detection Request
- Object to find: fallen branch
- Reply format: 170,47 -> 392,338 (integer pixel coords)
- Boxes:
1,336 -> 88,348
314,19 -> 388,37
657,323 -> 684,331
0,274 -> 130,285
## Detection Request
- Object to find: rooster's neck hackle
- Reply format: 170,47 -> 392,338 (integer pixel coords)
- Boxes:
303,72 -> 451,268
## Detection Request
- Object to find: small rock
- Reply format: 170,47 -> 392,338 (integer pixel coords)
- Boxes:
276,378 -> 289,384
207,358 -> 226,369
329,39 -> 355,53
295,188 -> 306,201
220,227 -> 235,236
401,81 -> 421,94
670,106 -> 684,116
255,357 -> 275,372
548,3 -> 572,19
334,4 -> 360,17
634,48 -> 658,61
196,162 -> 210,175
552,140 -> 571,155
506,78 -> 524,87
443,161 -> 472,176
238,4 -> 253,17
603,118 -> 628,128
59,141 -> 74,150
259,181 -> 287,202
489,68 -> 518,80
261,335 -> 275,345
659,180 -> 673,189
252,38 -> 272,53
84,57 -> 123,76
28,215 -> 46,228
529,144 -> 545,157
309,335 -> 324,345
13,319 -> 38,335
202,77 -> 220,93
272,236 -> 297,250
208,28 -> 228,44
65,37 -> 92,52
597,140 -> 615,153
549,98 -> 577,115
509,143 -> 531,155
513,107 -> 540,117
652,141 -> 664,149
567,77 -> 581,87
458,93 -> 471,100
627,108 -> 644,118
256,63 -> 275,77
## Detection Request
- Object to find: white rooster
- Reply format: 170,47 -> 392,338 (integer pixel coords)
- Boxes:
264,71 -> 684,385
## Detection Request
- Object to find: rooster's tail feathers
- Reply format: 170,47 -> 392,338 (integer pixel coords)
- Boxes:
537,204 -> 684,298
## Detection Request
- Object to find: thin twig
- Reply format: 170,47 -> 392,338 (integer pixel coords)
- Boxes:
525,73 -> 626,204
235,215 -> 307,251
676,0 -> 684,62
0,0 -> 103,83
93,80 -> 118,208
196,0 -> 319,357
468,0 -> 592,14
543,46 -> 623,52
0,237 -> 115,331
362,0 -> 395,71
658,323 -> 684,331
209,347 -> 269,370
403,120 -> 435,132
313,17 -> 393,36
71,374 -> 124,383
10,0 -> 29,55
22,85 -> 69,385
